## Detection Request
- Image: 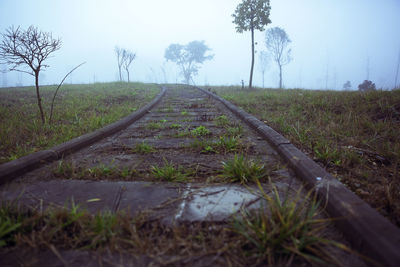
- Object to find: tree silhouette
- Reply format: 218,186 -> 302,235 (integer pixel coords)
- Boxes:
265,27 -> 292,88
232,0 -> 271,89
165,41 -> 213,84
0,25 -> 61,124
122,49 -> 136,82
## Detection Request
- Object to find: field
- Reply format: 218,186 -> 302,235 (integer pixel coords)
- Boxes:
213,86 -> 400,226
0,82 -> 160,164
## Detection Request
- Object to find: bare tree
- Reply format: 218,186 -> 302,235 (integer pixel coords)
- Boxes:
0,25 -> 61,124
258,50 -> 269,88
265,27 -> 292,88
122,49 -> 136,82
115,46 -> 124,81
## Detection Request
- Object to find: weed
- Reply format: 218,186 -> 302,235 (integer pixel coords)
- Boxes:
225,125 -> 243,137
133,142 -> 155,154
202,145 -> 215,154
181,110 -> 188,116
53,161 -> 136,181
151,159 -> 189,182
215,136 -> 242,153
215,115 -> 231,127
191,125 -> 211,137
146,122 -> 164,130
222,154 -> 267,184
169,123 -> 182,129
232,182 -> 347,265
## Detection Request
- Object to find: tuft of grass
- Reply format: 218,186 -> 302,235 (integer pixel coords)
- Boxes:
191,125 -> 211,137
222,154 -> 267,184
133,142 -> 156,154
225,125 -> 243,137
215,115 -> 231,127
231,182 -> 348,266
169,123 -> 182,129
151,159 -> 189,182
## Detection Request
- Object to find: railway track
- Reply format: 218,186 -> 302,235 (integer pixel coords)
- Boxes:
1,85 -> 399,266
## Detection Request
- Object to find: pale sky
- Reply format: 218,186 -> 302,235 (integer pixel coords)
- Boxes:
1,0 -> 399,89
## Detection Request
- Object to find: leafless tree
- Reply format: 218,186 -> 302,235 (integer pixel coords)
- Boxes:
258,50 -> 269,88
0,25 -> 61,123
115,46 -> 124,81
395,49 -> 400,89
122,49 -> 136,82
265,27 -> 292,88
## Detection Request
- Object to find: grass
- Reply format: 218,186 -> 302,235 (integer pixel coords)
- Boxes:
232,181 -> 350,266
151,159 -> 189,182
191,125 -> 211,137
222,154 -> 267,184
132,142 -> 156,154
190,136 -> 243,154
0,82 -> 160,164
0,185 -> 358,266
53,160 -> 137,181
214,86 -> 400,227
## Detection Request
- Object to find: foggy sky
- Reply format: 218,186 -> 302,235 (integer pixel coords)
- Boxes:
1,0 -> 399,89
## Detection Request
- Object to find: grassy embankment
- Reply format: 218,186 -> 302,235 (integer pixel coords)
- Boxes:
213,86 -> 400,227
0,82 -> 160,164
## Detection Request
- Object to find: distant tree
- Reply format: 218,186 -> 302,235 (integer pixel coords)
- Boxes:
114,46 -> 124,81
232,0 -> 271,89
0,25 -> 61,124
122,49 -> 136,82
358,80 -> 376,92
258,50 -> 269,88
395,49 -> 400,89
343,81 -> 352,90
265,27 -> 292,89
164,41 -> 213,84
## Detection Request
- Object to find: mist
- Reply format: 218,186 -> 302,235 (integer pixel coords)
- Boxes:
1,0 -> 399,90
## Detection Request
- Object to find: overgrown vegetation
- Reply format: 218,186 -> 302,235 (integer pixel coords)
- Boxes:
0,82 -> 160,164
214,86 -> 400,226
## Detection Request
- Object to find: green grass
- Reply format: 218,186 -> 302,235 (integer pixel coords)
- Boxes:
214,86 -> 400,226
53,160 -> 137,181
0,82 -> 160,164
222,154 -> 267,184
132,142 -> 156,154
151,159 -> 189,182
190,136 -> 243,154
191,125 -> 211,137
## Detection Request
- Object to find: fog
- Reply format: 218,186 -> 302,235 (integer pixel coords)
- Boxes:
1,0 -> 399,89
